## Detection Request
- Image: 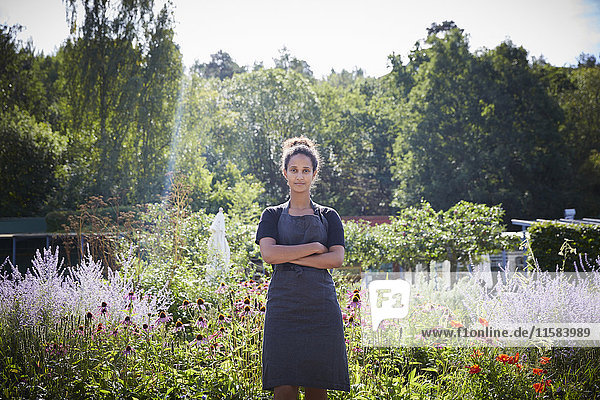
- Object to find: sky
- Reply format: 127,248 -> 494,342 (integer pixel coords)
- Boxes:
1,0 -> 600,78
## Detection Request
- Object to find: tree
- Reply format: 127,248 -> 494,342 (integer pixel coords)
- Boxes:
191,50 -> 245,80
205,68 -> 321,204
0,108 -> 65,216
392,24 -> 567,221
551,62 -> 600,217
477,41 -> 567,219
0,24 -> 48,121
392,24 -> 484,212
314,76 -> 397,215
273,47 -> 313,78
129,5 -> 183,203
59,0 -> 182,206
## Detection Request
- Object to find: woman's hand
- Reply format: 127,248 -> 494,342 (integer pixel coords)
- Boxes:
312,242 -> 328,254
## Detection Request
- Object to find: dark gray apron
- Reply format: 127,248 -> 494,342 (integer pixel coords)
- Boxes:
262,201 -> 350,391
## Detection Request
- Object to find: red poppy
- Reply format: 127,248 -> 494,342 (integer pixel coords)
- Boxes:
450,320 -> 464,328
478,317 -> 489,327
539,356 -> 551,364
532,368 -> 545,376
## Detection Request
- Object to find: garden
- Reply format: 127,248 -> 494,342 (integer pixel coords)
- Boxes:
2,187 -> 599,400
2,4 -> 600,396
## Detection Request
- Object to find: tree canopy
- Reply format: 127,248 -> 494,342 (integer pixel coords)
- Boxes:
1,16 -> 599,224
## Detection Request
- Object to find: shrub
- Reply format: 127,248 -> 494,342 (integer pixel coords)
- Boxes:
528,221 -> 600,271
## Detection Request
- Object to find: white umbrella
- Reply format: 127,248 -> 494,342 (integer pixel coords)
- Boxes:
207,207 -> 230,275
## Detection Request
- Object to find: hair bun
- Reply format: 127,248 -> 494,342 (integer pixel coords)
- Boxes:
282,136 -> 315,150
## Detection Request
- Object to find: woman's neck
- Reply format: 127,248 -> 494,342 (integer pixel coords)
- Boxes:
288,192 -> 311,210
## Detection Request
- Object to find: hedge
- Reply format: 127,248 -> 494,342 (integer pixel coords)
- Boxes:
528,221 -> 600,271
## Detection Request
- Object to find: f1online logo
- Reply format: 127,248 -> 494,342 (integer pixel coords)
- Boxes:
368,279 -> 411,331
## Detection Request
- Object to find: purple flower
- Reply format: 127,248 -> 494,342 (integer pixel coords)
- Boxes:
123,345 -> 135,356
173,320 -> 186,332
195,316 -> 208,328
189,333 -> 207,347
215,283 -> 228,294
155,311 -> 172,325
196,297 -> 206,310
179,299 -> 193,310
240,305 -> 253,316
98,301 -> 108,316
217,313 -> 230,324
348,293 -> 361,309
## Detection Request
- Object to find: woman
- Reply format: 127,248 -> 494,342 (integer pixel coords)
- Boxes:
255,136 -> 350,399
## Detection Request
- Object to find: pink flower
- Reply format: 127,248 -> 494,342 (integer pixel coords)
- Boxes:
195,316 -> 208,328
196,297 -> 207,310
173,320 -> 186,332
216,283 -> 228,294
348,293 -> 361,309
189,333 -> 207,347
179,299 -> 193,310
155,311 -> 172,325
217,313 -> 230,324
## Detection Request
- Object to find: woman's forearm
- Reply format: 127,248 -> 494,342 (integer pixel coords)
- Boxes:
290,246 -> 345,269
260,240 -> 326,265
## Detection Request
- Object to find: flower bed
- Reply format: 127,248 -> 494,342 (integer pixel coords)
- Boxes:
2,247 -> 600,399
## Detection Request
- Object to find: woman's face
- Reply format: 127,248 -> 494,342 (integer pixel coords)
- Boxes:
284,154 -> 316,194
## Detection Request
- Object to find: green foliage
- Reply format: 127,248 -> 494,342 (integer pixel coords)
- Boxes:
273,46 -> 313,77
314,76 -> 397,215
528,221 -> 600,271
3,257 -> 599,399
117,177 -> 260,301
197,68 -> 322,205
343,201 -> 511,271
191,50 -> 246,80
0,24 -> 50,121
0,108 -> 66,217
544,62 -> 600,218
45,204 -> 139,233
391,24 -> 567,221
58,0 -> 183,207
2,16 -> 600,226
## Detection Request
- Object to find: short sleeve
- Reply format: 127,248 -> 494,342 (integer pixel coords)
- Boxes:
255,207 -> 281,245
324,208 -> 345,248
